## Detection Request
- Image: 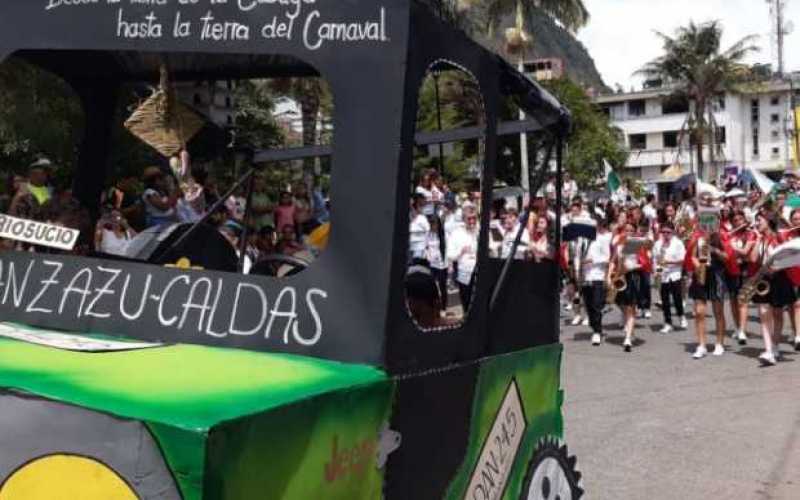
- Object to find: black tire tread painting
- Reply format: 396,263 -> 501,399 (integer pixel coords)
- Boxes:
520,437 -> 583,500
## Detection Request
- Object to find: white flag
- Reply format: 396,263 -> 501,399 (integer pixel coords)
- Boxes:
772,239 -> 800,270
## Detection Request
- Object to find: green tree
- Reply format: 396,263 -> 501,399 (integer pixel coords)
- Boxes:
233,80 -> 286,151
267,78 -> 333,173
0,57 -> 84,181
414,68 -> 484,192
480,0 -> 589,37
540,78 -> 627,188
637,21 -> 759,179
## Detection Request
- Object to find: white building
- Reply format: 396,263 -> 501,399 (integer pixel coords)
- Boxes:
594,76 -> 800,190
175,80 -> 237,129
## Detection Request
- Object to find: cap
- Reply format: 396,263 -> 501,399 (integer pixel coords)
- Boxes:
29,158 -> 52,169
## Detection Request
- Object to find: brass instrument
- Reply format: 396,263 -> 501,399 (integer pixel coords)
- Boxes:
739,240 -> 772,303
696,237 -> 710,286
606,253 -> 627,303
729,224 -> 750,235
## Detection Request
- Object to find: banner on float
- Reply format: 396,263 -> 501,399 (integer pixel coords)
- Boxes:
0,214 -> 79,251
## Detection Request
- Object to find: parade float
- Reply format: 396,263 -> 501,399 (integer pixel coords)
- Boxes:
0,0 -> 580,498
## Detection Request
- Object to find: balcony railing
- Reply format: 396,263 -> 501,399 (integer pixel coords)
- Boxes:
626,147 -> 714,168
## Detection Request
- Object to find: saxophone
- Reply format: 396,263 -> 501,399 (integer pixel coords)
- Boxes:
738,240 -> 772,303
696,237 -> 710,286
606,253 -> 627,303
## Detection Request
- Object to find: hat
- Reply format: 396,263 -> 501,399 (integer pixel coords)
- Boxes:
29,158 -> 52,169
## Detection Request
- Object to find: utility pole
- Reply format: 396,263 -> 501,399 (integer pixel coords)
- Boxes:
769,0 -> 789,77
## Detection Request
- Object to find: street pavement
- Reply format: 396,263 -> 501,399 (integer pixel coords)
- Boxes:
561,302 -> 800,500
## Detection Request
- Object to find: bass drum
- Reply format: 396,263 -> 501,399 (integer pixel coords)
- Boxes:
124,223 -> 239,273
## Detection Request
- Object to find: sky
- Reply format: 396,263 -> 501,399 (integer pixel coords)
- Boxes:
576,0 -> 800,89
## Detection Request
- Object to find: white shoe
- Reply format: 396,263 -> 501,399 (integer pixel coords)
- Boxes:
565,303 -> 573,312
623,337 -> 633,352
679,317 -> 688,330
581,318 -> 589,327
759,351 -> 777,366
659,324 -> 673,334
712,344 -> 725,356
644,310 -> 652,319
692,345 -> 707,359
736,330 -> 747,345
793,336 -> 800,351
591,333 -> 601,345
571,315 -> 582,326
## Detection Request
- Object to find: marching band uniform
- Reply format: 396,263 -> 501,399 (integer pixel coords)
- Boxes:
612,228 -> 641,352
685,228 -> 737,359
614,240 -> 642,308
652,230 -> 686,333
773,229 -> 799,308
748,226 -> 783,365
581,228 -> 613,345
635,229 -> 653,319
779,226 -> 800,351
686,230 -> 737,304
727,224 -> 756,344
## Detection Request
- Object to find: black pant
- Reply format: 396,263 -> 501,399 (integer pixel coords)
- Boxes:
581,281 -> 606,334
432,268 -> 448,310
660,280 -> 684,325
458,280 -> 473,311
637,271 -> 651,310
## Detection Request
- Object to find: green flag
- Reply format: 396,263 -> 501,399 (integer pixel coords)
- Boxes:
607,170 -> 621,194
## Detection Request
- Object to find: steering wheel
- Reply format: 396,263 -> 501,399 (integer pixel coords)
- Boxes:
250,253 -> 310,277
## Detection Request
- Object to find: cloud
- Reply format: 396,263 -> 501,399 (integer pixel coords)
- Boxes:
576,0 -> 798,89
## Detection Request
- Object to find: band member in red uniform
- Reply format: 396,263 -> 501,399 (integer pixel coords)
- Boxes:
686,217 -> 738,359
635,219 -> 653,319
726,210 -> 756,345
611,221 -> 641,352
748,212 -> 788,365
777,208 -> 800,351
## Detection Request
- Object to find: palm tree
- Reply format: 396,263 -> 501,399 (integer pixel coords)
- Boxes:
482,0 -> 589,39
637,21 -> 759,180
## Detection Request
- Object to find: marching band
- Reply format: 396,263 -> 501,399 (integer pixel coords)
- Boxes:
561,180 -> 800,366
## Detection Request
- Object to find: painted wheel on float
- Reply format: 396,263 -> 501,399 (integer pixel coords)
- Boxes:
520,438 -> 583,500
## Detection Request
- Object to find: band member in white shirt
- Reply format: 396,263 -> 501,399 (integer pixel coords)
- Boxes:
581,218 -> 613,345
652,222 -> 687,333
